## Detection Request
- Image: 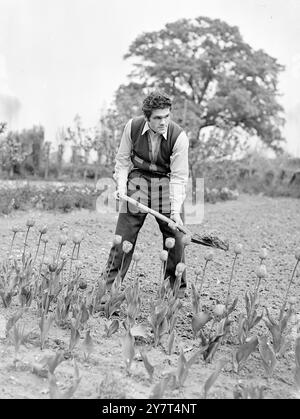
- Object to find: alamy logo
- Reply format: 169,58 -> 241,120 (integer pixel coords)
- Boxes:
95,177 -> 204,225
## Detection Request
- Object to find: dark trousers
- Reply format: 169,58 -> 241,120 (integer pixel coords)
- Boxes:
102,201 -> 187,291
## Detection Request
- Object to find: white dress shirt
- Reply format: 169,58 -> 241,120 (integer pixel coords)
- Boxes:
114,118 -> 189,214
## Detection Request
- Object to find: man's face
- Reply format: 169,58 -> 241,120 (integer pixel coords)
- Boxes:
147,108 -> 171,134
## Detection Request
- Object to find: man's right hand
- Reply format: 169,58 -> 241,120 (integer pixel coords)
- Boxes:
171,213 -> 183,227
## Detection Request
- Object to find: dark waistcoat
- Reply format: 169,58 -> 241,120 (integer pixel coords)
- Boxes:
130,115 -> 183,175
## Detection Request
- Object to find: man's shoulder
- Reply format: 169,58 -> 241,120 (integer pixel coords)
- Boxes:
132,115 -> 145,124
168,120 -> 185,142
131,115 -> 146,131
130,116 -> 147,141
169,121 -> 189,147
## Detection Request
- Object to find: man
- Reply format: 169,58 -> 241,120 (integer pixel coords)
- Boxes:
101,91 -> 189,297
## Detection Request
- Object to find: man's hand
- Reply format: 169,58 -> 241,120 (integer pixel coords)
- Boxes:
114,190 -> 126,201
171,213 -> 183,227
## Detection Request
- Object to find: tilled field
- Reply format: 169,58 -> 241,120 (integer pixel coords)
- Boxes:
0,194 -> 300,399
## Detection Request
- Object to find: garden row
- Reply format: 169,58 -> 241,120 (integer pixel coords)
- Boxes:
0,180 -> 239,215
0,218 -> 300,398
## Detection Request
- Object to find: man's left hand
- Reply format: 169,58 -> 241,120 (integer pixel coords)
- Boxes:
171,213 -> 183,227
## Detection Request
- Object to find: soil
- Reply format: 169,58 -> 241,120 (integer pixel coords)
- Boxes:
0,194 -> 300,399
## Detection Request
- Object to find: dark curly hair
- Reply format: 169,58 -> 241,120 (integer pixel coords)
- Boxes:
142,91 -> 172,119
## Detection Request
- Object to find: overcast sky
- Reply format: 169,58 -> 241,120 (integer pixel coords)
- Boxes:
0,0 -> 300,155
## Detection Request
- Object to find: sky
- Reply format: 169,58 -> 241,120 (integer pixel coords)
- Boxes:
0,0 -> 300,155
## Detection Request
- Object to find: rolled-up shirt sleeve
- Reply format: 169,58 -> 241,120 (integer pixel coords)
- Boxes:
169,131 -> 189,214
113,119 -> 133,193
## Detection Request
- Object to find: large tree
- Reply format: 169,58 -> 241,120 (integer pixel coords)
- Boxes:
113,16 -> 285,177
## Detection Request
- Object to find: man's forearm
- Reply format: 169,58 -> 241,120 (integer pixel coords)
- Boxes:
113,119 -> 132,193
113,167 -> 129,194
169,130 -> 189,215
169,182 -> 186,215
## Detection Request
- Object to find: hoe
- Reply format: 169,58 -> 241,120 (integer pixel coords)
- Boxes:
119,193 -> 229,251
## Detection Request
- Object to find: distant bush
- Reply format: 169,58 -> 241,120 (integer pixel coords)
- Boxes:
0,152 -> 299,216
198,153 -> 300,199
0,181 -> 99,215
0,180 -> 239,215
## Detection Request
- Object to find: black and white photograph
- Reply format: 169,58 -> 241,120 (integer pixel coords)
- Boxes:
0,0 -> 300,401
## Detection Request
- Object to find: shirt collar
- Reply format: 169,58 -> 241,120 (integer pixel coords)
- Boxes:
142,120 -> 168,140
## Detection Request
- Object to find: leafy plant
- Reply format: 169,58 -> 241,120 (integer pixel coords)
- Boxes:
176,348 -> 189,388
195,250 -> 214,302
104,319 -> 119,338
168,330 -> 176,355
22,218 -> 35,262
280,250 -> 300,317
34,225 -> 48,263
81,329 -> 94,361
238,291 -> 264,345
102,273 -> 125,319
124,277 -> 141,328
140,350 -> 154,381
122,328 -> 135,371
203,358 -> 228,398
258,335 -> 277,377
201,317 -> 231,363
233,335 -> 259,373
225,244 -> 242,309
69,319 -> 81,351
39,313 -> 55,350
41,258 -> 66,315
192,311 -> 211,338
264,306 -> 293,355
150,302 -> 169,347
263,251 -> 300,356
